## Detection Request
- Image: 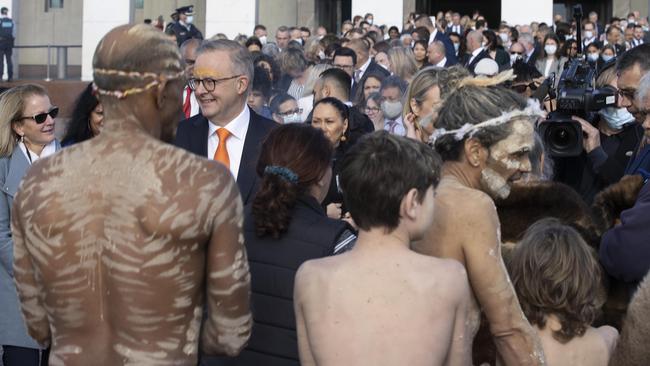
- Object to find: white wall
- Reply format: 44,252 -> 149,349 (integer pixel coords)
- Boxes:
205,0 -> 255,40
81,0 -> 131,81
351,0 -> 403,29
501,0 -> 553,26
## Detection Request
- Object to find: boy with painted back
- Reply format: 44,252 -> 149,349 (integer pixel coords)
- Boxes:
508,218 -> 619,366
293,132 -> 474,366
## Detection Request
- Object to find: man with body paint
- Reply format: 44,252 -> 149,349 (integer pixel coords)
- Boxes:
413,77 -> 547,366
294,132 -> 474,366
11,24 -> 251,365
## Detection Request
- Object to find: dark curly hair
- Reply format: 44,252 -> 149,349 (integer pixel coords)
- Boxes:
61,83 -> 100,146
252,124 -> 333,239
508,218 -> 604,343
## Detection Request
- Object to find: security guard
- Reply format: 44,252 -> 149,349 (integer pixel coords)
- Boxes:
168,5 -> 203,47
0,7 -> 14,81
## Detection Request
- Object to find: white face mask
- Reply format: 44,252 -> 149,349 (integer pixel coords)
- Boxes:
584,30 -> 593,39
628,18 -> 636,24
510,53 -> 522,64
544,44 -> 557,55
259,35 -> 267,45
283,113 -> 302,124
367,18 -> 374,25
381,100 -> 403,120
587,52 -> 599,61
186,15 -> 194,24
453,43 -> 460,52
599,107 -> 635,129
602,54 -> 614,62
499,32 -> 509,43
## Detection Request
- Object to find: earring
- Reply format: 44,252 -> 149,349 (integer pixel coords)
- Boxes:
340,135 -> 347,142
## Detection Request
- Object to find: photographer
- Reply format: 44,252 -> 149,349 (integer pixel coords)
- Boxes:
617,44 -> 650,175
553,64 -> 643,204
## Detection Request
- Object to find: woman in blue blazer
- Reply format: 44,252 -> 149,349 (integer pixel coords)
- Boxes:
0,84 -> 61,366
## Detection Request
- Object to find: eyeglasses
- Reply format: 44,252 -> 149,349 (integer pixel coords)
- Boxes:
277,108 -> 303,116
187,75 -> 242,92
617,88 -> 636,101
510,83 -> 538,93
333,64 -> 354,70
17,106 -> 59,124
365,106 -> 381,113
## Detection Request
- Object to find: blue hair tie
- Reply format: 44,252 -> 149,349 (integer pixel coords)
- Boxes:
264,165 -> 299,184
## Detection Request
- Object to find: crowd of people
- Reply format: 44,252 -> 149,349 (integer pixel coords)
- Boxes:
0,4 -> 649,366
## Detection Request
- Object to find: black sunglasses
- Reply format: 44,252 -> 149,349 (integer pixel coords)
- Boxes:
511,83 -> 538,93
17,106 -> 59,124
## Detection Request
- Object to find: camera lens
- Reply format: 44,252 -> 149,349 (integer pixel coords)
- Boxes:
547,125 -> 577,149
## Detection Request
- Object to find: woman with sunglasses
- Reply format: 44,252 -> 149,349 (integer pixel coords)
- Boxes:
510,59 -> 543,98
0,84 -> 59,366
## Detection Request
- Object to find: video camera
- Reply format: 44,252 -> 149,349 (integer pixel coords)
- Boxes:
538,4 -> 617,157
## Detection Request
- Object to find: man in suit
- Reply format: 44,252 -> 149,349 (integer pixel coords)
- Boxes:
180,38 -> 201,119
347,39 -> 390,99
518,33 -> 539,67
446,12 -> 463,35
414,14 -> 457,65
428,41 -> 454,67
463,30 -> 490,74
174,40 -> 276,205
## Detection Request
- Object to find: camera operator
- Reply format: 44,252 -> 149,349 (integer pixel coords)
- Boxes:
556,63 -> 644,204
616,43 -> 650,175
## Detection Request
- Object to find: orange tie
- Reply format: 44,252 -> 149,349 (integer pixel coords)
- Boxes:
214,128 -> 231,168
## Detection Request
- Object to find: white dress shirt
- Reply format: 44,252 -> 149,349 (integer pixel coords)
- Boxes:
19,140 -> 57,164
544,58 -> 554,77
468,47 -> 484,65
435,57 -> 447,67
182,87 -> 200,118
208,105 -> 250,180
450,24 -> 461,34
384,116 -> 406,136
428,28 -> 439,45
355,57 -> 371,82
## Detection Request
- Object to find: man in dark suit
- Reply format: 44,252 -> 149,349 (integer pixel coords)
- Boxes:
518,32 -> 539,67
347,39 -> 390,99
174,39 -> 276,205
414,14 -> 458,65
462,30 -> 490,74
427,40 -> 456,67
446,12 -> 463,36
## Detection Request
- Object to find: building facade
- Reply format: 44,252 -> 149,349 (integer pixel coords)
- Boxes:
2,0 -> 649,80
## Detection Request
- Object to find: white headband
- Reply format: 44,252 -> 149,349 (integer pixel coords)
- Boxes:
429,98 -> 545,144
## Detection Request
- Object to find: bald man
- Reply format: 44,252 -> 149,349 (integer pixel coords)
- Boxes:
462,31 -> 490,74
428,41 -> 452,67
11,24 -> 251,365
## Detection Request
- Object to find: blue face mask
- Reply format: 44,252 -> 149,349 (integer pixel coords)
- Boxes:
602,54 -> 614,63
599,107 -> 635,129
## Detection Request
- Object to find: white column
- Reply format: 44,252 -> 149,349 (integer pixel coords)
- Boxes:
351,0 -> 403,30
205,0 -> 255,40
81,0 -> 131,81
501,0 -> 553,26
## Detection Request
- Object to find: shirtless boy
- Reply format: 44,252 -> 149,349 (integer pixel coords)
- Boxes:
294,132 -> 474,366
12,25 -> 251,365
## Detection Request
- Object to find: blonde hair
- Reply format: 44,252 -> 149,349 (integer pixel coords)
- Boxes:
402,65 -> 470,120
595,65 -> 617,89
301,63 -> 333,98
387,46 -> 418,81
0,84 -> 49,157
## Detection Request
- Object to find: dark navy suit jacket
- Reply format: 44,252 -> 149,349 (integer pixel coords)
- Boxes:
433,30 -> 458,65
173,109 -> 277,205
